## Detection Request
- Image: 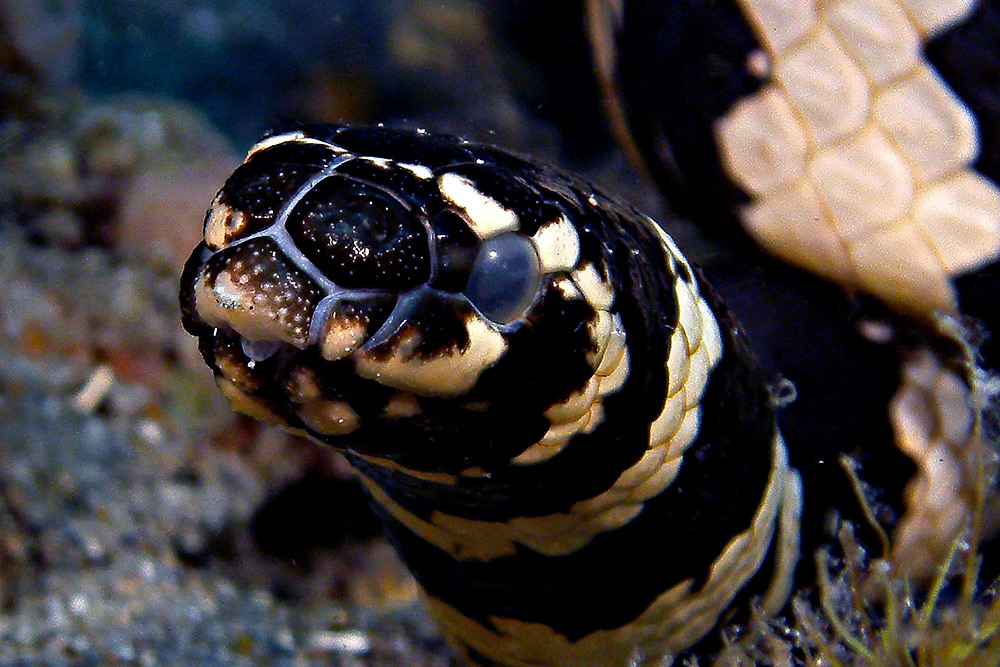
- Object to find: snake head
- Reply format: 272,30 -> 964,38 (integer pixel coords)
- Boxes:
180,125 -> 634,476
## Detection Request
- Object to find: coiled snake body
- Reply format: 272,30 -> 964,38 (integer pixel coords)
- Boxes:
179,1 -> 1000,665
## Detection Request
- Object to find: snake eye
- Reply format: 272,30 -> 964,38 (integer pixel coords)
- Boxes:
286,176 -> 432,290
464,233 -> 541,325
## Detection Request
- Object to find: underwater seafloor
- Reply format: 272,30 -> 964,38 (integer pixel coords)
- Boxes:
0,2 -> 674,665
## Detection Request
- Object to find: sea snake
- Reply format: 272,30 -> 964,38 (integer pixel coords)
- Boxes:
178,1 -> 1000,664
179,124 -> 803,665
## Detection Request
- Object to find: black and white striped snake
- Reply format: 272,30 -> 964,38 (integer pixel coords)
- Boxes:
179,1 -> 999,665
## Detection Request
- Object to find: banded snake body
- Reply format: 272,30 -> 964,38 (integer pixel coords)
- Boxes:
179,2 -> 1000,665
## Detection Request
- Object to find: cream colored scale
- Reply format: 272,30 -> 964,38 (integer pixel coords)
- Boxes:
717,0 -> 1000,316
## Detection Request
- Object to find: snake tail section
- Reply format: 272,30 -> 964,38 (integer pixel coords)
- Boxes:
178,124 -> 802,666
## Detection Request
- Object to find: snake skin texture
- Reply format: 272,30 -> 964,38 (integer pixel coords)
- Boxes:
589,0 -> 1000,321
179,124 -> 803,666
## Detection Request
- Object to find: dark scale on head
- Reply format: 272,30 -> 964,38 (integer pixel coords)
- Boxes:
249,140 -> 348,168
286,176 -> 432,290
336,295 -> 398,339
379,295 -> 474,359
334,158 -> 441,207
216,150 -> 332,238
